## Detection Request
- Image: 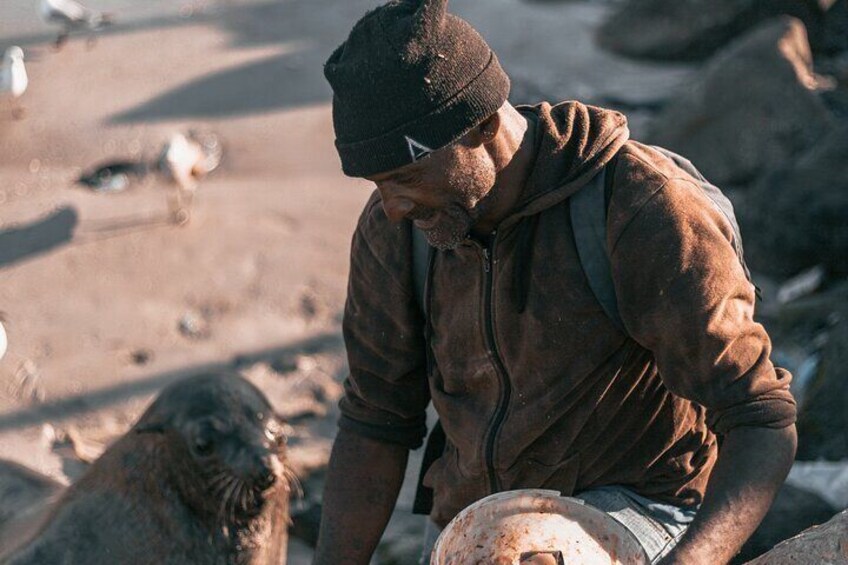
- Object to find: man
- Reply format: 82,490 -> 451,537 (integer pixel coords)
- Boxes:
316,1 -> 797,563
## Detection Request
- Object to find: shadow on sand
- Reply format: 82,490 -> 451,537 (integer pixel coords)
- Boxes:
110,0 -> 376,122
0,331 -> 344,433
111,48 -> 329,122
1,0 -> 375,121
0,207 -> 78,269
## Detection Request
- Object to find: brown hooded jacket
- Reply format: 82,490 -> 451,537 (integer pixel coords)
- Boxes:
339,101 -> 796,527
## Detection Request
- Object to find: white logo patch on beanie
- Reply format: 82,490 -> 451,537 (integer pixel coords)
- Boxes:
405,135 -> 433,162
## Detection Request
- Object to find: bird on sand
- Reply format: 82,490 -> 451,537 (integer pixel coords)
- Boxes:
157,131 -> 223,225
39,0 -> 113,50
0,47 -> 28,120
0,314 -> 7,362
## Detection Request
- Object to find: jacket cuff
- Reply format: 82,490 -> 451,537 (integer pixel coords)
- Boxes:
338,413 -> 427,450
707,387 -> 797,435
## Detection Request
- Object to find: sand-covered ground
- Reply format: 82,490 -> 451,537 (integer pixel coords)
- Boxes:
0,0 -> 695,561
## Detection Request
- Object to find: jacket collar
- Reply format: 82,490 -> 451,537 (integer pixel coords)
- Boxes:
502,101 -> 630,229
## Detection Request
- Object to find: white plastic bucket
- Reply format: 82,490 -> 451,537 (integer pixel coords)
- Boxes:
431,489 -> 649,564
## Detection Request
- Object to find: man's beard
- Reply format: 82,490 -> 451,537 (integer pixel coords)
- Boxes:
413,149 -> 497,250
413,204 -> 476,251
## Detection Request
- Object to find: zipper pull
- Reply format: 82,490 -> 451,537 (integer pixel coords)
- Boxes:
482,247 -> 491,273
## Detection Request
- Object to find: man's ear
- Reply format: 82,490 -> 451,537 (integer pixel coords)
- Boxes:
478,112 -> 501,145
464,112 -> 501,148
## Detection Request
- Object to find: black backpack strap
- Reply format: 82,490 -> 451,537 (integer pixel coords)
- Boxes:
411,225 -> 431,313
412,420 -> 445,515
570,163 -> 626,333
570,148 -> 756,336
410,225 -> 441,515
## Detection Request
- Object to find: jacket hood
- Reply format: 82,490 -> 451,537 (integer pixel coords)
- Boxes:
505,101 -> 629,227
499,101 -> 628,314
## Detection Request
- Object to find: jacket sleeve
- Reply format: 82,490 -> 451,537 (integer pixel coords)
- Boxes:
609,175 -> 796,435
338,191 -> 430,449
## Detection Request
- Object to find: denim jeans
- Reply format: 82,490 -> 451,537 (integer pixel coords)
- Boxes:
419,486 -> 697,564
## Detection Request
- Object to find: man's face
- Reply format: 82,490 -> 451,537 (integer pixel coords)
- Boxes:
367,140 -> 497,250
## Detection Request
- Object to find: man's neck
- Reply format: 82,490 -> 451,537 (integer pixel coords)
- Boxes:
472,113 -> 537,236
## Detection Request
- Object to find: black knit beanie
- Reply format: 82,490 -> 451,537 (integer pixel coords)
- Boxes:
324,0 -> 510,177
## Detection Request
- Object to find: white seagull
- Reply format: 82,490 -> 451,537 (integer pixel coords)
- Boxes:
157,131 -> 223,225
0,315 -> 7,362
1,47 -> 28,119
39,0 -> 113,49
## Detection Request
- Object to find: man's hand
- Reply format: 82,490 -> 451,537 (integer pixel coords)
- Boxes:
313,428 -> 409,565
659,425 -> 797,565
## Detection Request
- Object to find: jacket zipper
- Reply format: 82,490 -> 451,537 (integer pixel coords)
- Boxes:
481,233 -> 511,494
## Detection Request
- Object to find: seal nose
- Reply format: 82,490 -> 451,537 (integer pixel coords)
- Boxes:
252,454 -> 278,490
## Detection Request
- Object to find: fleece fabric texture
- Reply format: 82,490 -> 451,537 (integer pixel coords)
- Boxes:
339,100 -> 797,527
324,0 -> 510,177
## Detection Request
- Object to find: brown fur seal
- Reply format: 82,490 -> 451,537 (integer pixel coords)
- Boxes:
2,371 -> 292,564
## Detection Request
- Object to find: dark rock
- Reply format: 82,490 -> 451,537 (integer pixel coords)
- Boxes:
744,509 -> 848,564
646,17 -> 834,187
815,0 -> 848,55
818,52 -> 848,119
373,509 -> 427,565
77,160 -> 149,193
796,306 -> 848,460
0,460 -> 63,529
596,0 -> 846,62
0,460 -> 64,556
732,483 -> 836,563
289,500 -> 322,547
740,123 -> 848,278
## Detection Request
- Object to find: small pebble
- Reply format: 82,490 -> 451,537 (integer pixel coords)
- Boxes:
178,312 -> 210,340
129,348 -> 154,365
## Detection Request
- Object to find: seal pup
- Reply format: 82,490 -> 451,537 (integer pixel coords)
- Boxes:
3,371 -> 292,564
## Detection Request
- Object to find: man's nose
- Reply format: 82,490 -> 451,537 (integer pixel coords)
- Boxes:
381,194 -> 415,223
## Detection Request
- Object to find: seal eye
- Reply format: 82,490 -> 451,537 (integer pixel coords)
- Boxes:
193,435 -> 215,457
264,422 -> 286,446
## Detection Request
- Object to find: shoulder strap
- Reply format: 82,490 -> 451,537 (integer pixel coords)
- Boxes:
569,147 -> 757,336
410,226 -> 440,517
411,225 -> 431,313
570,164 -> 626,333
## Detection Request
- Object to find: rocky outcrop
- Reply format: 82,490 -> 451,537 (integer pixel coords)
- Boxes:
733,483 -> 836,563
740,123 -> 848,278
646,17 -> 834,188
744,509 -> 848,564
596,0 -> 848,61
795,307 -> 848,460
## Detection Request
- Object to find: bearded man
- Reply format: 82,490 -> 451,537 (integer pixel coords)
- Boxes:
315,1 -> 797,563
